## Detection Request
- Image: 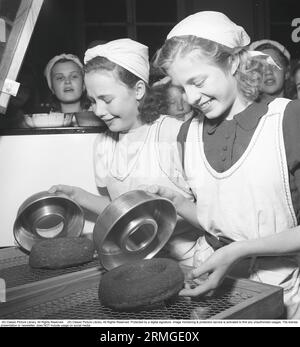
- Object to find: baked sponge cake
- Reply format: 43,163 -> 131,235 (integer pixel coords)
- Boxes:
99,258 -> 185,311
29,237 -> 95,269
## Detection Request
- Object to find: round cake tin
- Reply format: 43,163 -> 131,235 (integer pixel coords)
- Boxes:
13,191 -> 85,252
93,190 -> 177,270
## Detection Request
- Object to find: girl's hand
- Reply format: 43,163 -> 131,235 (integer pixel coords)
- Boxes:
179,243 -> 239,297
48,184 -> 87,205
139,184 -> 187,210
139,184 -> 199,227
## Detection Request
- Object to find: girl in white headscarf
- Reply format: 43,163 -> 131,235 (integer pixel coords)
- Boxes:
249,40 -> 293,99
44,54 -> 90,114
146,11 -> 300,319
49,39 -> 201,266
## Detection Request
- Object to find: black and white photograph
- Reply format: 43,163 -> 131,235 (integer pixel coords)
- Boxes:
1,0 -> 300,331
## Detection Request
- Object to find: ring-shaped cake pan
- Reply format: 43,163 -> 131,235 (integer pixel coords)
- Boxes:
13,191 -> 85,252
93,190 -> 177,270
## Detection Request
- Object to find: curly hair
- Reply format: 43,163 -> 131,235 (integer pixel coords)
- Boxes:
153,35 -> 268,102
84,56 -> 161,123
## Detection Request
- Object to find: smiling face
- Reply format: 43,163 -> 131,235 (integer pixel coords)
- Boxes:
85,70 -> 143,132
260,48 -> 288,97
167,51 -> 243,120
51,61 -> 84,104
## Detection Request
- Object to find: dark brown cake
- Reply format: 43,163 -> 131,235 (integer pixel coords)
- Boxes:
29,237 -> 95,269
99,258 -> 185,311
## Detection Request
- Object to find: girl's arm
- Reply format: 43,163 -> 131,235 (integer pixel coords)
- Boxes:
49,184 -> 111,215
180,226 -> 300,297
143,185 -> 200,228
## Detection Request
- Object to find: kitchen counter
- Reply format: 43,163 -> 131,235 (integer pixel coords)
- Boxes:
0,126 -> 106,136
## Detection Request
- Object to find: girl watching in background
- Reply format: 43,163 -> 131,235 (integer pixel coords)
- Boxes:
44,53 -> 90,114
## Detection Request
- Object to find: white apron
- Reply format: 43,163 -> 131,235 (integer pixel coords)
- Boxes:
185,98 -> 300,319
93,116 -> 200,265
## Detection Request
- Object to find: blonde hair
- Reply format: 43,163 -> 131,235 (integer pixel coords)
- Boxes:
153,36 -> 267,102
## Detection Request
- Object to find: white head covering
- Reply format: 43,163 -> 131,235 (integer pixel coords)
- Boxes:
84,38 -> 149,83
44,53 -> 83,90
249,39 -> 291,62
167,11 -> 250,49
166,11 -> 280,69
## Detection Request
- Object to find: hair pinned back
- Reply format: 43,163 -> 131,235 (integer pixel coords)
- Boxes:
153,36 -> 266,102
84,38 -> 149,83
84,56 -> 161,124
84,56 -> 141,89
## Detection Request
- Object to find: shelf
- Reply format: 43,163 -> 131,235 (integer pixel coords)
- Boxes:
0,126 -> 106,136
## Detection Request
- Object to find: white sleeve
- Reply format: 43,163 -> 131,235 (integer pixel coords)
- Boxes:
93,132 -> 111,188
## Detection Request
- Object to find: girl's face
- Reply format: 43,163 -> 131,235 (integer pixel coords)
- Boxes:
294,68 -> 300,100
260,48 -> 288,97
84,70 -> 142,132
51,61 -> 84,104
167,52 -> 239,120
167,86 -> 192,119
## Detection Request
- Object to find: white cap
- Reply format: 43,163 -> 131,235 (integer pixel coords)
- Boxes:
249,39 -> 291,62
44,53 -> 83,90
167,11 -> 250,49
84,38 -> 149,83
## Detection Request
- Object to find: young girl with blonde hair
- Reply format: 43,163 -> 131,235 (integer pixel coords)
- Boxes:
148,11 -> 300,318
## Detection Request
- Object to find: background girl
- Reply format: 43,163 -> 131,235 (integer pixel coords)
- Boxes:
151,80 -> 194,121
291,60 -> 300,100
44,53 -> 90,114
249,39 -> 293,99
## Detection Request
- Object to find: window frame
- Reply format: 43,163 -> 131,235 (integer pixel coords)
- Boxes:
83,0 -> 186,47
0,0 -> 44,114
